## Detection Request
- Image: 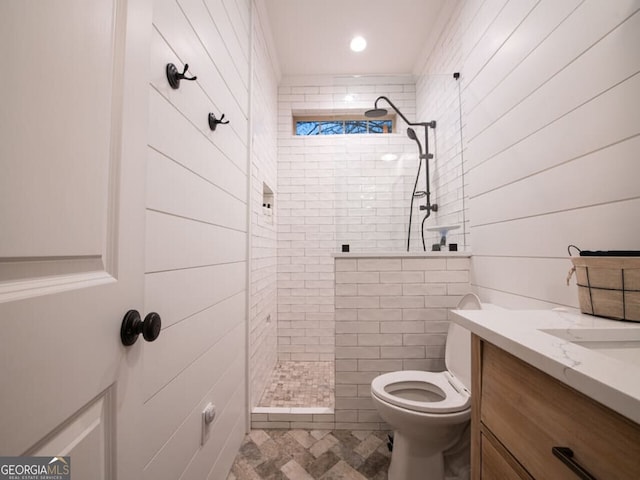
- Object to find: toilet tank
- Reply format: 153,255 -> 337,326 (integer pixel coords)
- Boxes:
445,322 -> 472,392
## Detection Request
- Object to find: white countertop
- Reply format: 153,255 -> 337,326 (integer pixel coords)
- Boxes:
450,308 -> 640,425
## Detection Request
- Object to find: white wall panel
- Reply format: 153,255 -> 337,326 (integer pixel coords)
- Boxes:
148,88 -> 247,199
464,0 -> 581,113
141,319 -> 245,466
178,0 -> 249,104
462,0 -> 537,85
227,0 -> 251,42
472,256 -> 578,306
468,72 -> 640,197
474,285 -> 563,310
143,343 -> 245,479
467,1 -> 639,147
145,210 -> 245,272
204,0 -> 250,78
183,384 -> 245,480
467,7 -> 640,167
143,292 -> 246,398
471,135 -> 640,225
152,0 -> 249,147
146,149 -> 246,230
472,198 -> 640,258
143,0 -> 250,477
145,262 -> 244,328
458,0 -> 508,67
419,0 -> 640,310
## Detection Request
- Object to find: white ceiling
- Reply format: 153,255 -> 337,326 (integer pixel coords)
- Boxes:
262,0 -> 448,77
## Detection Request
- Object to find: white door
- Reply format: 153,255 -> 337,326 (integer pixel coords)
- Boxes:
0,1 -> 150,479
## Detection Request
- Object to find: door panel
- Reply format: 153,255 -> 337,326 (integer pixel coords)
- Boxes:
0,0 -> 120,302
0,0 -> 115,261
28,390 -> 114,480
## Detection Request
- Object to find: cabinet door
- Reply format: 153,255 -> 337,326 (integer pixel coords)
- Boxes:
481,434 -> 532,480
481,341 -> 640,479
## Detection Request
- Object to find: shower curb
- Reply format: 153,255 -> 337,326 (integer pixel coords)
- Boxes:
251,406 -> 335,430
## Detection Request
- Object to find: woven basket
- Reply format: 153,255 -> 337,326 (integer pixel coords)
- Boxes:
570,257 -> 640,322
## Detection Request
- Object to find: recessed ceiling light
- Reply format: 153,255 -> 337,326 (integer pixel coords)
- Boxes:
350,36 -> 367,52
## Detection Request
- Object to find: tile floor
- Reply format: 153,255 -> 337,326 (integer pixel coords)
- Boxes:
258,361 -> 335,408
227,429 -> 391,480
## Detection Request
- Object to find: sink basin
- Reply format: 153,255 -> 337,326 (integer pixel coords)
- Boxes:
541,328 -> 640,367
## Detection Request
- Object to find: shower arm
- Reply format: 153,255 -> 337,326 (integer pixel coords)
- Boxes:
372,95 -> 436,132
374,95 -> 436,207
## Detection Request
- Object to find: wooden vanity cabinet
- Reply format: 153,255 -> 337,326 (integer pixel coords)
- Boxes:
471,335 -> 640,480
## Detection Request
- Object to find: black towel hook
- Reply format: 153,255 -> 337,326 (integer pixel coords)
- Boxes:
166,63 -> 197,89
208,112 -> 229,131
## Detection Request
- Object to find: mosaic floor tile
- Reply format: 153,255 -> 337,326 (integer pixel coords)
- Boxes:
228,430 -> 390,480
258,361 -> 335,408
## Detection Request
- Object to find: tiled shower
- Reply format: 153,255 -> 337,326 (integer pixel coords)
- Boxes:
249,69 -> 468,428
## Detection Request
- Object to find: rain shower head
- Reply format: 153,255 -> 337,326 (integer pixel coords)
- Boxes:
364,107 -> 388,118
365,95 -> 413,125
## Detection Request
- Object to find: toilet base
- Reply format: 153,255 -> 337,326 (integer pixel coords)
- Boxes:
387,431 -> 445,480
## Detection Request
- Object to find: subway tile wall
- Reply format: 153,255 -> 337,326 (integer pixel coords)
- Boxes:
276,76 -> 421,361
334,255 -> 471,428
249,2 -> 279,410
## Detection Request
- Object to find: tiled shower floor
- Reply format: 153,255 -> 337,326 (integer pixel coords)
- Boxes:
258,361 -> 335,408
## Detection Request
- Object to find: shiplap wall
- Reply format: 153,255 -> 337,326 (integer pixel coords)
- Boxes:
420,0 -> 640,308
249,0 -> 280,410
143,0 -> 251,478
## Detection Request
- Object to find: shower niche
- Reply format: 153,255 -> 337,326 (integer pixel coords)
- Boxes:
262,182 -> 274,224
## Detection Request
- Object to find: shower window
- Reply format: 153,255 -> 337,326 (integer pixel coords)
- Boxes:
368,120 -> 393,133
345,120 -> 367,134
294,114 -> 395,135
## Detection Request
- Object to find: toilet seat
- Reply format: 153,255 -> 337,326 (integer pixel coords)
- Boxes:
371,370 -> 470,414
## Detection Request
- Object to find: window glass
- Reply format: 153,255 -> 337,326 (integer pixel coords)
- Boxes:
319,121 -> 345,135
294,115 -> 394,136
369,120 -> 393,134
345,120 -> 368,134
296,121 -> 320,135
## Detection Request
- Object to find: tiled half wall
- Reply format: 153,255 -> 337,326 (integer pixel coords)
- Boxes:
251,253 -> 471,429
334,254 -> 471,429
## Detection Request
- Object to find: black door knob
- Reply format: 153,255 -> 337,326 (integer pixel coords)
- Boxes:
120,310 -> 162,346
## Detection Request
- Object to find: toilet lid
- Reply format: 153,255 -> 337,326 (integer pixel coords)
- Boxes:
371,370 -> 471,414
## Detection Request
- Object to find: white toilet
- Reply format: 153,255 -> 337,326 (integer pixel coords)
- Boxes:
371,294 -> 480,480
